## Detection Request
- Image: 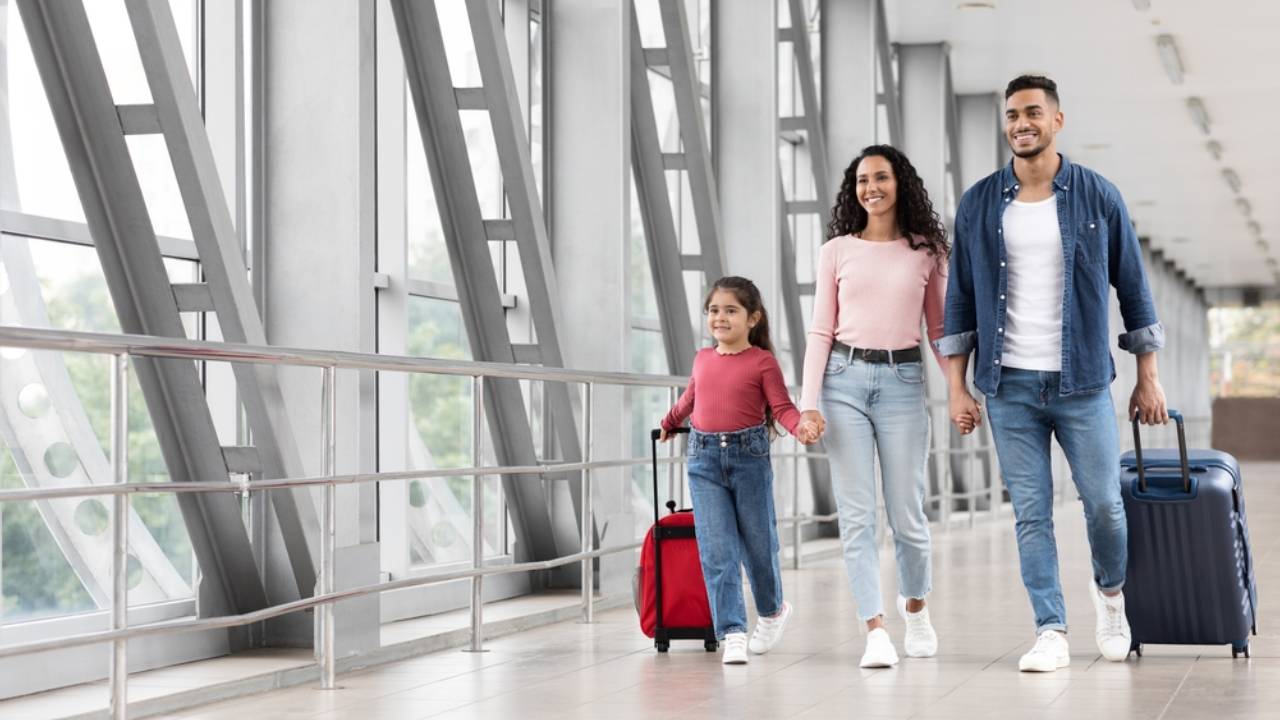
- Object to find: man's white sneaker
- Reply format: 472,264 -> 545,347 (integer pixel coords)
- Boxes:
749,600 -> 793,654
896,596 -> 938,658
1091,580 -> 1132,662
722,632 -> 749,664
859,627 -> 900,668
1018,630 -> 1070,672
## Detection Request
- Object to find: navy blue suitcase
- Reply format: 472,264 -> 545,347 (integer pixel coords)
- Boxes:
1120,409 -> 1258,658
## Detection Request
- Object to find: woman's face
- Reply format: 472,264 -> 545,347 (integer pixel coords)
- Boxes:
855,154 -> 898,221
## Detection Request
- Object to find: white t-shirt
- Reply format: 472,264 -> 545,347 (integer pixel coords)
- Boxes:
1001,196 -> 1063,371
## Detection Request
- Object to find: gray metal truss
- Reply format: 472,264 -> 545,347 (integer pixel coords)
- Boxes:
15,0 -> 271,617
122,0 -> 318,597
777,0 -> 835,518
389,0 -> 570,561
874,0 -> 902,145
630,0 -> 727,374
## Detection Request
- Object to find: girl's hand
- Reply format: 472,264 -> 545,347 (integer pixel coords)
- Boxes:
658,427 -> 672,442
798,410 -> 825,444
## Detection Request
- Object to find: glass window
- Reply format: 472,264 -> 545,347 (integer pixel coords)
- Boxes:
406,296 -> 506,565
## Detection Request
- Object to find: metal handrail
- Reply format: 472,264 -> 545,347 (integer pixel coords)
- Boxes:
0,323 -> 1012,716
0,325 -> 690,386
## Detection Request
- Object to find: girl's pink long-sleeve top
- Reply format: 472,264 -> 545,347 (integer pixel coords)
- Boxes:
661,346 -> 802,435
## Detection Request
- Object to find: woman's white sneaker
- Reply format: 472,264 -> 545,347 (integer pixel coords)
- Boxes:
896,596 -> 938,658
749,600 -> 793,654
722,632 -> 749,664
1018,630 -> 1070,672
859,627 -> 900,668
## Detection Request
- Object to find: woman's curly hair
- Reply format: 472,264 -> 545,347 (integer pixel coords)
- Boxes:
826,144 -> 949,258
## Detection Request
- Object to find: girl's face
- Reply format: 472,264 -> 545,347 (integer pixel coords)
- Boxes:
855,154 -> 898,221
705,289 -> 758,346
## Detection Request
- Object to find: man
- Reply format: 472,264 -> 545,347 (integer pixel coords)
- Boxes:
935,75 -> 1168,673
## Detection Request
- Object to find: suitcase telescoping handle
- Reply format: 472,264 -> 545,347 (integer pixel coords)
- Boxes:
650,428 -> 690,524
1131,408 -> 1189,493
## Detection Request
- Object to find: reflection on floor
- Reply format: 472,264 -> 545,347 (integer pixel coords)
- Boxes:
29,464 -> 1280,719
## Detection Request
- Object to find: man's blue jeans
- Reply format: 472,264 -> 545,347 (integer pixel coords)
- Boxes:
985,368 -> 1127,634
686,425 -> 784,639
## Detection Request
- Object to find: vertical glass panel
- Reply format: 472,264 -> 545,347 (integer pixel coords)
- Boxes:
436,0 -> 483,87
126,135 -> 195,240
0,235 -> 197,616
406,296 -> 506,566
83,0 -> 153,105
1,448 -> 96,622
459,111 -> 503,220
404,82 -> 454,286
4,6 -> 86,222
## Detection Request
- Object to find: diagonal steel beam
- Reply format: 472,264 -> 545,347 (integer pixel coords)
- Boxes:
389,0 -> 560,560
15,0 -> 267,616
630,1 -> 697,375
123,0 -> 317,598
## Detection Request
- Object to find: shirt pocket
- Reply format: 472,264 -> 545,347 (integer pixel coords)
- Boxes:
1075,219 -> 1107,267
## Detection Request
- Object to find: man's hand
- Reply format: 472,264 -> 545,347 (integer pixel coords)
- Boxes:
950,388 -> 982,435
1130,351 -> 1169,425
1130,376 -> 1168,425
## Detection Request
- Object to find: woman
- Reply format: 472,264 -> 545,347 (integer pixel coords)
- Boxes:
798,145 -> 948,668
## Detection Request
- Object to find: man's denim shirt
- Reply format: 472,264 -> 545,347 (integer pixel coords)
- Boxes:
934,154 -> 1164,397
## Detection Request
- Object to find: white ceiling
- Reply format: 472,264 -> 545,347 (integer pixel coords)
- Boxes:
886,0 -> 1280,288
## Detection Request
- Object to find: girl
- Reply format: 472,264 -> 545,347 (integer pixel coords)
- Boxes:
799,145 -> 949,668
659,276 -> 810,665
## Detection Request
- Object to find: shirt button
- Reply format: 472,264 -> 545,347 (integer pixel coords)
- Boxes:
1000,261 -> 1006,267
1000,294 -> 1006,300
997,228 -> 1002,234
998,327 -> 1004,333
994,359 -> 1000,365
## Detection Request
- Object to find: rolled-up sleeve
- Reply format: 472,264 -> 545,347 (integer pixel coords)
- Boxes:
934,330 -> 977,357
1118,322 -> 1165,355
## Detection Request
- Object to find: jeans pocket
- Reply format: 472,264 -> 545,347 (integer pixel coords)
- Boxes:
825,355 -> 848,376
892,361 -> 925,385
747,434 -> 772,458
686,435 -> 701,458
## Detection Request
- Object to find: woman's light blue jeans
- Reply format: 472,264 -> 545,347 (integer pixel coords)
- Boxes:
820,354 -> 933,621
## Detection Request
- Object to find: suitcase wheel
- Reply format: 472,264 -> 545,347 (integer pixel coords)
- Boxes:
1129,641 -> 1142,658
655,641 -> 669,653
704,640 -> 718,652
1232,642 -> 1250,659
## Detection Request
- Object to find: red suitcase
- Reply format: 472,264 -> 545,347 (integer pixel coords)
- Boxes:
637,428 -> 717,652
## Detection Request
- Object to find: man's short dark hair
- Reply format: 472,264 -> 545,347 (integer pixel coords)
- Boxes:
1005,75 -> 1059,106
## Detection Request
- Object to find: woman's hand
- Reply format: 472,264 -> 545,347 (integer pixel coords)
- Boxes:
798,410 -> 826,445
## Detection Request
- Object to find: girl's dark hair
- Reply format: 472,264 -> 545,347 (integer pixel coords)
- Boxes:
704,276 -> 780,435
827,144 -> 949,259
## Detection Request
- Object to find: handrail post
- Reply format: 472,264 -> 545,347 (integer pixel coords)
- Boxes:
319,365 -> 338,689
580,381 -> 594,623
467,375 -> 486,651
109,353 -> 129,720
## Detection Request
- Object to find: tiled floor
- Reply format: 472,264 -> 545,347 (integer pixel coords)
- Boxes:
146,461 -> 1279,720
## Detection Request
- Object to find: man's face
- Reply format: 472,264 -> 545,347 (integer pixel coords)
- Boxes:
1005,89 -> 1063,159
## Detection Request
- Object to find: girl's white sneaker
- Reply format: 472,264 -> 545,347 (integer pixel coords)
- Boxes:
722,632 -> 749,664
749,600 -> 793,654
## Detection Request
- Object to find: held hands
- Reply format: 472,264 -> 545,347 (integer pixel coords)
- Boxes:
796,410 -> 826,445
949,388 -> 983,435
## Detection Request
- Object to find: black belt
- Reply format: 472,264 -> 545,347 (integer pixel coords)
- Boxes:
831,340 -> 921,364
